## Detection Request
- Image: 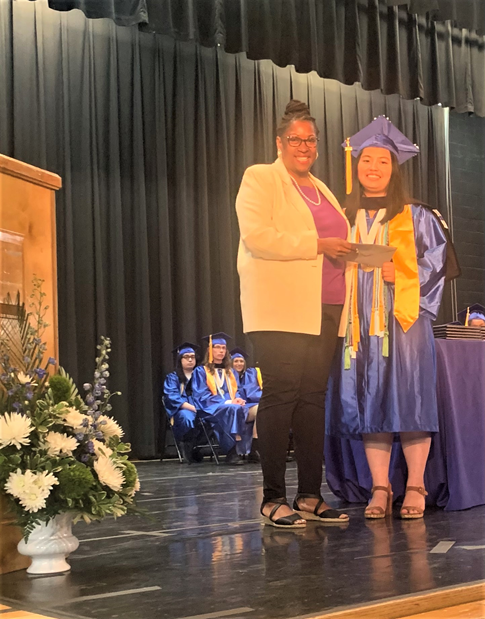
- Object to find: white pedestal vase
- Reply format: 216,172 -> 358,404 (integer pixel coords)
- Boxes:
17,513 -> 79,575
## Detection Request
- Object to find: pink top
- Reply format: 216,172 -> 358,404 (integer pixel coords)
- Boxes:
298,185 -> 347,305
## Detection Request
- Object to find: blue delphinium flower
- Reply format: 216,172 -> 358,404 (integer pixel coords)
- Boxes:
47,357 -> 56,365
83,383 -> 92,391
35,368 -> 47,378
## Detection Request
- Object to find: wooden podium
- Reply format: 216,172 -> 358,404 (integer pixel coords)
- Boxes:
0,154 -> 62,574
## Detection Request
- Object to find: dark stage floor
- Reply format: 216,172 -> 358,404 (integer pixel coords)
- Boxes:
1,461 -> 484,619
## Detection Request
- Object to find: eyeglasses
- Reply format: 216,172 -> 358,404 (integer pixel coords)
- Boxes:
286,135 -> 319,148
181,355 -> 196,361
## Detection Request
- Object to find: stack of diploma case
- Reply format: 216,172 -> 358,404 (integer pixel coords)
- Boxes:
433,324 -> 485,340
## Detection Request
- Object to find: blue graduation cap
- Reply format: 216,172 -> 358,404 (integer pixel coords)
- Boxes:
201,332 -> 232,346
342,116 -> 420,194
171,342 -> 199,357
457,304 -> 485,326
230,347 -> 249,360
201,332 -> 232,363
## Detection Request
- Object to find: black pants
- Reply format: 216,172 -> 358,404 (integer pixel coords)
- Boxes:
249,304 -> 342,504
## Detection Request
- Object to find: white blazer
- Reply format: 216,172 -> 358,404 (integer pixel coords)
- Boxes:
236,157 -> 352,336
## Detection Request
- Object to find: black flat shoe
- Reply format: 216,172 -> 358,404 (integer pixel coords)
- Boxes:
261,498 -> 306,529
225,447 -> 245,466
293,493 -> 349,523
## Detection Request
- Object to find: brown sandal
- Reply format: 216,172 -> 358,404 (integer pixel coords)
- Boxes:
364,484 -> 393,519
400,486 -> 428,519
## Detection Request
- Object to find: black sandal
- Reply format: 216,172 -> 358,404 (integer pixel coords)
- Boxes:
261,498 -> 306,529
293,493 -> 349,523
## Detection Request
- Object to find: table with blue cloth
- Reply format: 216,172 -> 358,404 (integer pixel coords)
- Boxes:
325,340 -> 485,511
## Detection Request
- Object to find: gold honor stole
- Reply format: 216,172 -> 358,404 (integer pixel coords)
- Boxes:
346,205 -> 419,367
204,366 -> 238,399
256,367 -> 263,390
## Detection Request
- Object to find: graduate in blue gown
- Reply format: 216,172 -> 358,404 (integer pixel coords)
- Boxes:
230,347 -> 263,405
192,333 -> 254,466
231,347 -> 261,463
163,342 -> 203,463
326,117 -> 447,520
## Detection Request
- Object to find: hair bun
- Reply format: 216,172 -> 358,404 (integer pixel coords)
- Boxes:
284,100 -> 311,116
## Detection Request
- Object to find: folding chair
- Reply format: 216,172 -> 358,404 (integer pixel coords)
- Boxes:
161,397 -> 183,462
161,397 -> 221,464
197,416 -> 220,465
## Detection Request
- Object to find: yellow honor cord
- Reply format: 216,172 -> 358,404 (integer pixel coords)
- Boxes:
465,307 -> 470,326
345,138 -> 353,195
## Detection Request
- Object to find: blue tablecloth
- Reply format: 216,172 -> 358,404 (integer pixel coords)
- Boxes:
325,340 -> 485,511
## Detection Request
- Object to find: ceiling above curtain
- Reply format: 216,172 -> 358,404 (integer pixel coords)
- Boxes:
29,0 -> 485,116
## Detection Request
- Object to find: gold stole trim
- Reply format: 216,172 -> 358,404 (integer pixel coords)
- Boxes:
389,205 -> 420,333
204,366 -> 238,399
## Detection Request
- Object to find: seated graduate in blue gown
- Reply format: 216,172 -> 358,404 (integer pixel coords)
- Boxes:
163,342 -> 203,464
231,347 -> 262,463
326,117 -> 447,520
458,304 -> 485,328
192,333 -> 254,466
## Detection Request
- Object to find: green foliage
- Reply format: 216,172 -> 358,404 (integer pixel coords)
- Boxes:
48,375 -> 72,404
57,463 -> 95,500
123,461 -> 138,488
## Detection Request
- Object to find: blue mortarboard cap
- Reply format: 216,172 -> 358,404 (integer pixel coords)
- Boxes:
457,304 -> 485,325
171,342 -> 199,356
230,347 -> 248,360
201,332 -> 232,346
342,116 -> 420,165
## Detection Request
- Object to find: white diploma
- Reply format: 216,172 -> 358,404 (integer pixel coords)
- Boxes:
343,243 -> 396,268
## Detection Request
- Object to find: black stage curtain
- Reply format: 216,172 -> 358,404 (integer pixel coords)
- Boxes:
0,0 -> 451,457
386,0 -> 485,35
29,0 -> 485,117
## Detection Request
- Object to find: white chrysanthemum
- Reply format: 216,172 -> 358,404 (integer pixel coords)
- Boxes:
98,415 -> 124,439
4,469 -> 57,512
4,468 -> 31,498
63,407 -> 89,431
19,489 -> 47,513
32,470 -> 59,492
0,412 -> 33,449
16,371 -> 33,385
91,438 -> 113,458
44,431 -> 78,456
94,456 -> 124,492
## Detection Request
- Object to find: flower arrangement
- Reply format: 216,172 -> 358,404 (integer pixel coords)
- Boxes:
0,278 -> 139,539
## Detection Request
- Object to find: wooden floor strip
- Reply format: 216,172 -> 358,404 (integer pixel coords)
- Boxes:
298,581 -> 485,619
401,599 -> 485,618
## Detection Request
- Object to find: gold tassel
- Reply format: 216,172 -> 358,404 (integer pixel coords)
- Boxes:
345,138 -> 353,195
465,307 -> 470,326
208,334 -> 213,363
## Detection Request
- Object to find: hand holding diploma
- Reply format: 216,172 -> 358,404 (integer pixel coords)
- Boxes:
342,243 -> 396,268
317,237 -> 352,259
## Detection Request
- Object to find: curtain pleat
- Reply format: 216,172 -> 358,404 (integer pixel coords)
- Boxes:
27,0 -> 485,117
0,0 -> 451,457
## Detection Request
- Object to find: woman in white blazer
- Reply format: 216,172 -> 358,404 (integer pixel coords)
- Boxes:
236,100 -> 352,528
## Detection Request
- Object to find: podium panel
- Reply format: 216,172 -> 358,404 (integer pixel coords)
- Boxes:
0,154 -> 62,573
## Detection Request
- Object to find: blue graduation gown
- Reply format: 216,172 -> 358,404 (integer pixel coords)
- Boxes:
236,368 -> 262,405
192,366 -> 253,454
163,372 -> 197,441
326,205 -> 447,437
